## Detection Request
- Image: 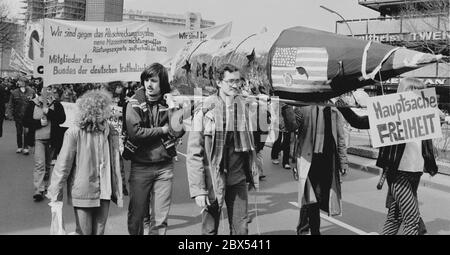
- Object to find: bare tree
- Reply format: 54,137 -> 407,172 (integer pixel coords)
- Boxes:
399,0 -> 449,56
0,1 -> 21,55
1,2 -> 14,47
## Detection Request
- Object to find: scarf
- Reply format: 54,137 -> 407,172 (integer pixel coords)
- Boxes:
214,95 -> 254,153
312,105 -> 325,153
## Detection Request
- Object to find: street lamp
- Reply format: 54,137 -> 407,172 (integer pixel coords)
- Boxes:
320,5 -> 354,37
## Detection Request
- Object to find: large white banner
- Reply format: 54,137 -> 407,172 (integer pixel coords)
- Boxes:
32,39 -> 45,78
43,19 -> 231,86
366,88 -> 442,148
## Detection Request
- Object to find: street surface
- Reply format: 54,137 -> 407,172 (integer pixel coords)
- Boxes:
1,120 -> 450,235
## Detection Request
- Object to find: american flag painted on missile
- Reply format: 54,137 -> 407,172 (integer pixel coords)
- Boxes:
271,47 -> 331,93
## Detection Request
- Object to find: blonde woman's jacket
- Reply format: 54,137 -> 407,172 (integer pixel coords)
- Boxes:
48,124 -> 123,208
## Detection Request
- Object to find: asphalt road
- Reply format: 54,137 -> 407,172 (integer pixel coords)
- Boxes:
1,120 -> 450,235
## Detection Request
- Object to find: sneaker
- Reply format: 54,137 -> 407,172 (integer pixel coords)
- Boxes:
33,193 -> 44,202
22,148 -> 30,155
16,148 -> 23,153
272,159 -> 279,165
284,164 -> 291,169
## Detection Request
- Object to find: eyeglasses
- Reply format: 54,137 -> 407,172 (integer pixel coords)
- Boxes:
223,79 -> 242,85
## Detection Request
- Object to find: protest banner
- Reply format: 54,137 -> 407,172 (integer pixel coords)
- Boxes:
43,19 -> 231,87
9,48 -> 33,74
366,88 -> 442,148
32,39 -> 45,78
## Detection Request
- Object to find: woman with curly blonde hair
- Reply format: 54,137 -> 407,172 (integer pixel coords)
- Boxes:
47,90 -> 123,235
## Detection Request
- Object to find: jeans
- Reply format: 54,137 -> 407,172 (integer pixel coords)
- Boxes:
127,161 -> 174,235
271,131 -> 291,165
297,203 -> 321,235
74,200 -> 110,235
255,150 -> 264,176
15,120 -> 31,149
34,139 -> 53,195
201,181 -> 248,235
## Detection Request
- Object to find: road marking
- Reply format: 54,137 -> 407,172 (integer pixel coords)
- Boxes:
289,202 -> 377,235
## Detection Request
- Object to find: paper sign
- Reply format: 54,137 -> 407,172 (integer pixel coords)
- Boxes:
366,88 -> 442,148
60,102 -> 78,128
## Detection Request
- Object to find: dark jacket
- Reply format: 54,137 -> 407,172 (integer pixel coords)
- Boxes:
23,98 -> 66,151
125,88 -> 184,164
338,107 -> 438,176
295,106 -> 347,216
8,86 -> 35,121
0,84 -> 7,116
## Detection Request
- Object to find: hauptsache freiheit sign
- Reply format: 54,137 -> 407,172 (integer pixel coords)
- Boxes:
366,88 -> 443,148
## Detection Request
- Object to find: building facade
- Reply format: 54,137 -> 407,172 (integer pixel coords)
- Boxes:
85,0 -> 123,21
22,0 -> 124,22
123,10 -> 215,32
337,0 -> 449,112
21,0 -> 45,21
44,0 -> 86,21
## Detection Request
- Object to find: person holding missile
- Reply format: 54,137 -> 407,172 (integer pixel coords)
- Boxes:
186,63 -> 259,235
294,101 -> 348,235
125,63 -> 185,235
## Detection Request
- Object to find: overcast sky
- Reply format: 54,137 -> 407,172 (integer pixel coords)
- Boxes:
6,0 -> 379,35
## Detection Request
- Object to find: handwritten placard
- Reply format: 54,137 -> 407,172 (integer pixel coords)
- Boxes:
366,88 -> 442,148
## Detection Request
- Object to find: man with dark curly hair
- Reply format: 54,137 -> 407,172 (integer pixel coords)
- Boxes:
125,63 -> 184,235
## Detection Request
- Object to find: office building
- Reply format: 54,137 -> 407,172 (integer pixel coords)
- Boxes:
336,0 -> 449,111
22,0 -> 124,22
123,10 -> 215,32
85,0 -> 123,21
44,0 -> 86,20
21,0 -> 44,21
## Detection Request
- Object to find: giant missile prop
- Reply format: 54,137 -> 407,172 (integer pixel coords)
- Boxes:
170,26 -> 443,103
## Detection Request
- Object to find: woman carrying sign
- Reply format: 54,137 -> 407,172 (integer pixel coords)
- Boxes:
337,77 -> 439,235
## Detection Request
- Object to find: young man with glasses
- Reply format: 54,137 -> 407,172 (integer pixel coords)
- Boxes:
187,63 -> 258,235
